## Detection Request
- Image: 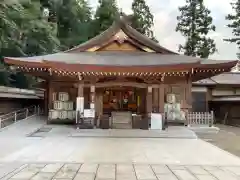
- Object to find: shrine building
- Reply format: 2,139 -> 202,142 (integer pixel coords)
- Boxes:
4,16 -> 237,129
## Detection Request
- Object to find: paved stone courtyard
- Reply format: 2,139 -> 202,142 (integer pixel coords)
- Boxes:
0,117 -> 240,179
0,163 -> 240,180
197,124 -> 240,158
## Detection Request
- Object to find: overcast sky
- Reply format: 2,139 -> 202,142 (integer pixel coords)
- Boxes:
89,0 -> 238,60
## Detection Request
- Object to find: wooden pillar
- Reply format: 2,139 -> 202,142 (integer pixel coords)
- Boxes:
90,85 -> 95,118
146,86 -> 153,113
78,84 -> 84,97
48,81 -> 53,110
206,88 -> 212,112
186,76 -> 192,111
158,84 -> 165,113
142,86 -> 152,130
152,88 -> 159,112
44,81 -> 49,116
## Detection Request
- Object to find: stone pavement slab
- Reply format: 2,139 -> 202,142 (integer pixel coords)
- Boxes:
0,163 -> 239,180
151,165 -> 172,174
172,169 -> 197,180
195,174 -> 217,180
96,164 -> 115,179
117,164 -> 135,174
31,172 -> 55,180
74,173 -> 95,180
185,166 -> 209,175
40,163 -> 63,173
220,166 -> 240,176
134,165 -> 157,180
156,174 -> 179,180
79,164 -> 98,173
207,169 -> 239,180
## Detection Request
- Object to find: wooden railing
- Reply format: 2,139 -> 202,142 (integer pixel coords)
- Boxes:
187,111 -> 214,127
0,105 -> 41,128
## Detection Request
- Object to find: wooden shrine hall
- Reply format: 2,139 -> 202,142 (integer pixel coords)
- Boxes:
4,16 -> 237,129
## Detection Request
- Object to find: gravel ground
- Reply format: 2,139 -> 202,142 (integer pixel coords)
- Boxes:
196,124 -> 240,158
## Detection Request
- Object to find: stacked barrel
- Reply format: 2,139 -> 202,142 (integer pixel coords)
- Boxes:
49,92 -> 75,121
164,94 -> 185,121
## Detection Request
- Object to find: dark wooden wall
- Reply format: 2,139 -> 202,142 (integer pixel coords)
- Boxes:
0,97 -> 42,115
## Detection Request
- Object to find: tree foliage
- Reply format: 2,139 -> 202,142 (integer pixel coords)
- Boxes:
131,0 -> 157,42
176,0 -> 217,58
40,0 -> 93,50
0,0 -> 60,88
225,0 -> 240,58
93,0 -> 119,35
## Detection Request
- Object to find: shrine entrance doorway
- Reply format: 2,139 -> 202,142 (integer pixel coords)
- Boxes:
102,86 -> 144,114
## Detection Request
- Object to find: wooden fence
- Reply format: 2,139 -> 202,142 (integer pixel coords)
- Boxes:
187,111 -> 214,127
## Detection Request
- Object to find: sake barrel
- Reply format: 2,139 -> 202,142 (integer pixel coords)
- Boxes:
167,112 -> 176,121
64,102 -> 73,110
67,111 -> 75,119
53,101 -> 64,110
164,103 -> 172,113
173,103 -> 181,112
179,111 -> 186,121
166,94 -> 176,104
59,92 -> 69,101
63,102 -> 68,110
59,111 -> 68,119
49,110 -> 59,120
67,111 -> 72,119
68,102 -> 73,110
52,92 -> 57,101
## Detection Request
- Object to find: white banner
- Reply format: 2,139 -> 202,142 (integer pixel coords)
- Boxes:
84,109 -> 95,118
150,113 -> 162,130
76,97 -> 84,113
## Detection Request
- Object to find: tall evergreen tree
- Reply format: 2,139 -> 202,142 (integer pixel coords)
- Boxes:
0,0 -> 60,87
93,0 -> 119,35
225,0 -> 240,58
40,0 -> 93,50
131,0 -> 157,41
176,0 -> 217,58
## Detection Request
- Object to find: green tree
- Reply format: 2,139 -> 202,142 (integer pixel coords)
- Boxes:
93,0 -> 119,35
0,0 -> 60,87
131,0 -> 157,41
225,0 -> 240,58
176,0 -> 217,58
40,0 -> 93,50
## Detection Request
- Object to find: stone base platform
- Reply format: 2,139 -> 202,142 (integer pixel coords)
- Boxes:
70,127 -> 197,139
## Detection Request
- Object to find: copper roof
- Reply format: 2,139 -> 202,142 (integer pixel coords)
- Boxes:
4,51 -> 236,68
65,16 -> 177,54
194,72 -> 240,85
